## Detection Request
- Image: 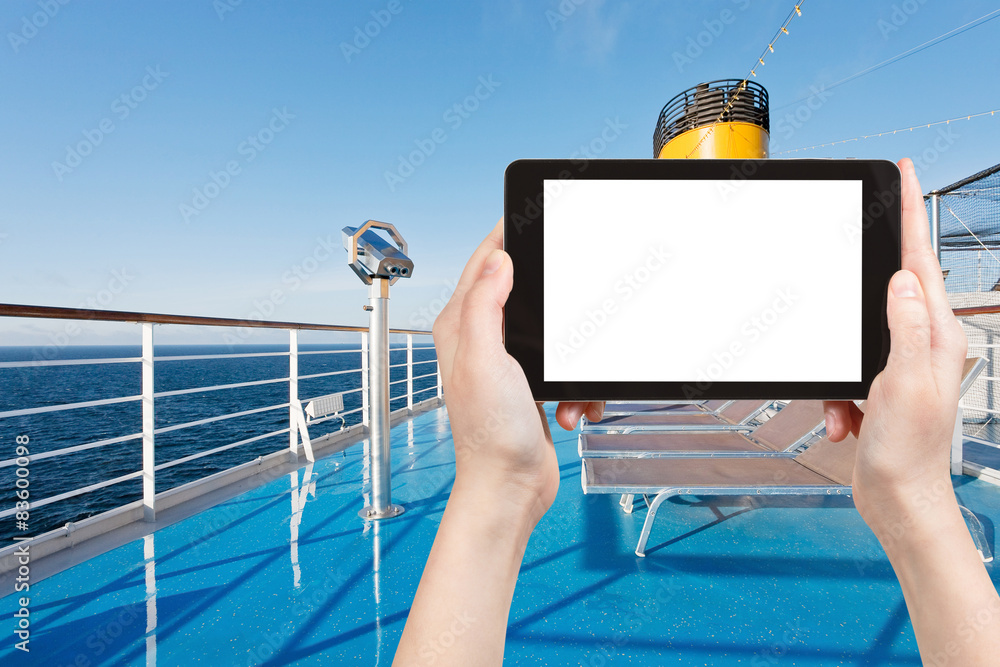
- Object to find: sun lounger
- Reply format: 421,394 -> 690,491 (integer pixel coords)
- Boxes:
584,435 -> 992,561
581,359 -> 989,558
585,400 -> 823,514
579,400 -> 825,458
584,399 -> 772,433
582,435 -> 854,556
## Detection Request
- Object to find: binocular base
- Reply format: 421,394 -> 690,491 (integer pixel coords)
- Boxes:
358,503 -> 405,521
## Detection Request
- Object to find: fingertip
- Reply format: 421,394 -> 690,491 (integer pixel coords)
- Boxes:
564,403 -> 586,431
825,409 -> 839,441
555,403 -> 576,431
823,401 -> 857,443
480,248 -> 504,276
584,402 -> 604,423
889,270 -> 924,300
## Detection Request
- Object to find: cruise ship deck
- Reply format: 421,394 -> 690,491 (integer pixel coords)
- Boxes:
3,403 -> 998,666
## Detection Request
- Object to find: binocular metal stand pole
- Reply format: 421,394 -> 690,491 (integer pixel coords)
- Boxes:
360,277 -> 404,520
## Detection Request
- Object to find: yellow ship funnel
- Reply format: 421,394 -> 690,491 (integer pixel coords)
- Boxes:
654,80 -> 769,159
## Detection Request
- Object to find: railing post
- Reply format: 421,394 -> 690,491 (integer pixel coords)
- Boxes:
361,332 -> 369,428
951,405 -> 964,476
930,193 -> 941,261
289,329 -> 299,461
141,322 -> 155,522
406,333 -> 414,412
436,356 -> 443,400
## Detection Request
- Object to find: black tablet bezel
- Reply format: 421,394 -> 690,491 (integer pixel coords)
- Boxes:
503,158 -> 900,401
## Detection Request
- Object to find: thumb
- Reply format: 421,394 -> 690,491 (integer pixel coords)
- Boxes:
457,249 -> 513,359
885,269 -> 931,375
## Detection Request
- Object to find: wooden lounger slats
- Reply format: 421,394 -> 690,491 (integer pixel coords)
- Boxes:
794,434 -> 858,486
718,399 -> 771,424
604,401 -> 720,414
595,412 -> 730,427
752,401 -> 826,451
586,457 -> 837,489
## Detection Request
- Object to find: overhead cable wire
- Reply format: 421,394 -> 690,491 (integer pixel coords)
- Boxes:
774,8 -> 1000,111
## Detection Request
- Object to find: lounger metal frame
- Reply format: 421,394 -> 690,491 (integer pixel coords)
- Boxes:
583,466 -> 992,561
601,400 -> 713,417
578,432 -> 820,459
583,400 -> 771,434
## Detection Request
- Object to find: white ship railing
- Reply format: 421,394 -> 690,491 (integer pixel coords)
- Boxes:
0,303 -> 440,528
955,304 -> 1000,437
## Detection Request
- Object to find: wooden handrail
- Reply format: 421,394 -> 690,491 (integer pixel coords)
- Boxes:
5,300 -> 995,330
953,304 -> 1000,317
0,303 -> 431,336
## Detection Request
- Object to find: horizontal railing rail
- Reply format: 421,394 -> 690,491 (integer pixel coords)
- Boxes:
0,303 -> 431,335
955,304 -> 1000,317
0,303 -> 439,537
0,356 -> 142,368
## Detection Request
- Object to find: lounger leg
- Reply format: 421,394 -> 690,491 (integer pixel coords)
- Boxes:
959,504 -> 994,563
635,492 -> 672,557
620,494 -> 635,514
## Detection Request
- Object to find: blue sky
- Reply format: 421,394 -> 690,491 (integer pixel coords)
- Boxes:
1,0 -> 998,345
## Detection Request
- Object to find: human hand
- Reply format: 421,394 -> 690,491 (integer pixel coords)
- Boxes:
823,158 -> 967,532
432,219 -> 603,522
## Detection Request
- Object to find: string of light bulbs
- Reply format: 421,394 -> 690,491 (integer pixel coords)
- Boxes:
684,0 -> 806,158
773,108 -> 1000,155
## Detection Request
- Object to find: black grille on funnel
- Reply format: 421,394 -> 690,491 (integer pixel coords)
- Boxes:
653,79 -> 769,157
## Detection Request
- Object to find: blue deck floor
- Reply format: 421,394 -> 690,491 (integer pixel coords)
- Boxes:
3,405 -> 999,665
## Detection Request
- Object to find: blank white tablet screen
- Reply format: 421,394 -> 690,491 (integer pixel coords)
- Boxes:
543,179 -> 863,383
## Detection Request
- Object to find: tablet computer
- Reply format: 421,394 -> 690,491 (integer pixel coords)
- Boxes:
503,159 -> 900,401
